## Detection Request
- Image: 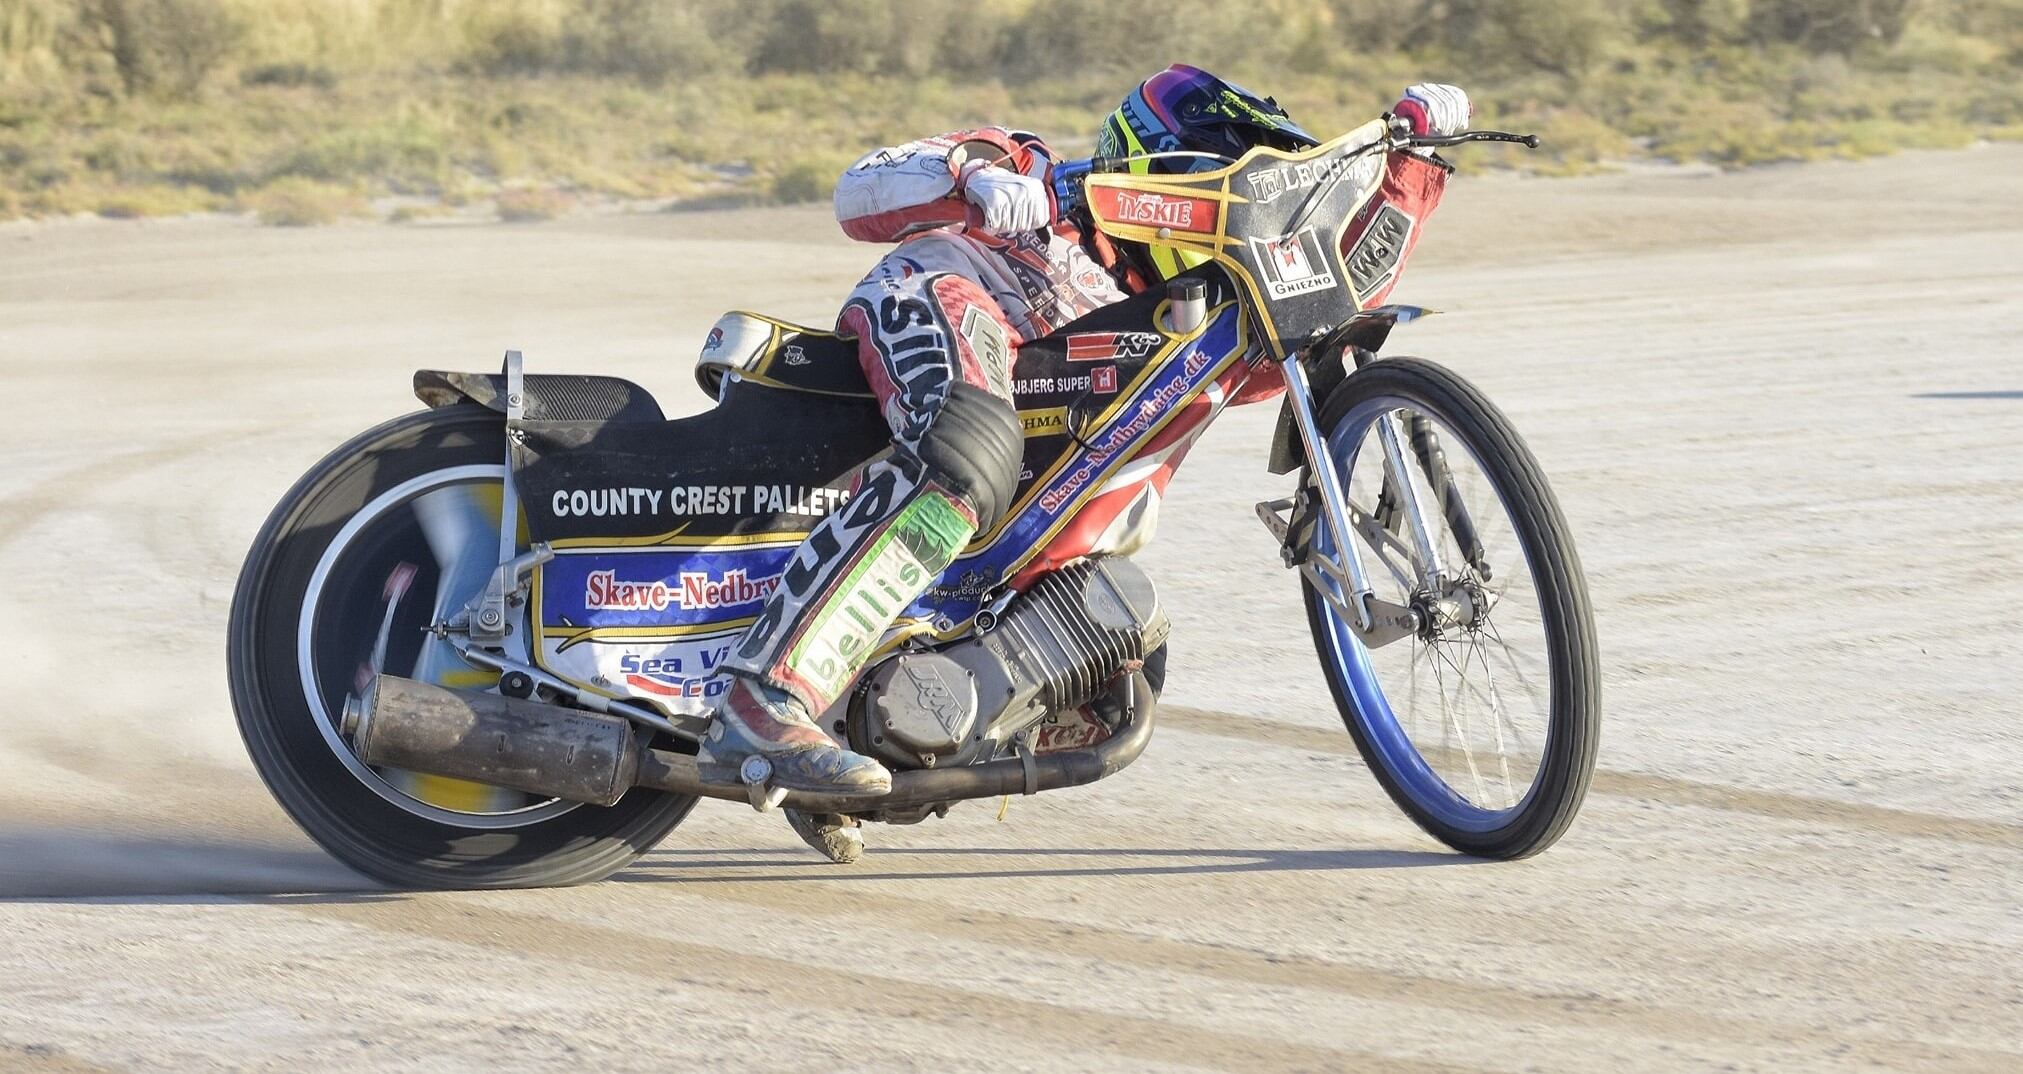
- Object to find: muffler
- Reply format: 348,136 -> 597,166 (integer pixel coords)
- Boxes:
346,675 -> 639,807
348,672 -> 1157,813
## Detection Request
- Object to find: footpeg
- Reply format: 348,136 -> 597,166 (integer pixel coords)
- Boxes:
1256,487 -> 1319,568
740,755 -> 789,813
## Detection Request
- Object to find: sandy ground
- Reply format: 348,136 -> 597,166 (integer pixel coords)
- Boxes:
1,144 -> 2019,1072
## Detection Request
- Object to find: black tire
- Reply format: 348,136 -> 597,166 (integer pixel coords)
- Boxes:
228,406 -> 697,888
1303,357 -> 1598,858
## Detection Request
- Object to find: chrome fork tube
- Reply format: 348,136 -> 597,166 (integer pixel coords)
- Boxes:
1375,409 -> 1448,591
1279,353 -> 1377,632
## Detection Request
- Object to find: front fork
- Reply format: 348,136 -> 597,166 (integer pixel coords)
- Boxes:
1260,351 -> 1446,649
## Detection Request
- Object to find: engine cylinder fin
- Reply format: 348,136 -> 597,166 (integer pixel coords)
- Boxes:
853,557 -> 1169,771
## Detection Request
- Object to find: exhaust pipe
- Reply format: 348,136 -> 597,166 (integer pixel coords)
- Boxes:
349,673 -> 1157,813
348,675 -> 640,807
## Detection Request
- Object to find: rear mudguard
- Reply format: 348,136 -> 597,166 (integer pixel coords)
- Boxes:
414,369 -> 665,423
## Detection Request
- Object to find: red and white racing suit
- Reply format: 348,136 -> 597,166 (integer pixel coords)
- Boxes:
717,128 -> 1137,718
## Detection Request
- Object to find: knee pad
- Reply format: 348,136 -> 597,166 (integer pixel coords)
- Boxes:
910,382 -> 1024,530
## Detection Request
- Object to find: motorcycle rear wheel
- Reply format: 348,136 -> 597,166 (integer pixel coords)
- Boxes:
1303,357 -> 1598,858
228,406 -> 696,888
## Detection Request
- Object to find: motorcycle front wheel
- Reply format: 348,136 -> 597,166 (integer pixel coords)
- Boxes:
228,406 -> 697,888
1303,357 -> 1599,858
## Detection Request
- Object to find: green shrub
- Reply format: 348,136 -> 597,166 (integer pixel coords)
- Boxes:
94,182 -> 214,217
241,62 -> 336,89
495,187 -> 572,221
767,155 -> 846,204
75,0 -> 245,98
246,176 -> 362,225
269,121 -> 448,190
1749,0 -> 1914,54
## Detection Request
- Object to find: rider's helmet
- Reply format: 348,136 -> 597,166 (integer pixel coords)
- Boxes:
1096,64 -> 1319,280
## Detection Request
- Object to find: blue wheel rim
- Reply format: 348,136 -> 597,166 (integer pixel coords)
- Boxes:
1313,395 -> 1532,833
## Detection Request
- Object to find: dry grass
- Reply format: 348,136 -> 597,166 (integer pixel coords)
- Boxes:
246,177 -> 364,226
2,0 -> 2019,223
494,186 -> 572,221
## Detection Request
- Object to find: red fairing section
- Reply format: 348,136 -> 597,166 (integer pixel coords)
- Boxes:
835,128 -> 1054,244
1342,150 -> 1447,309
1227,360 -> 1289,407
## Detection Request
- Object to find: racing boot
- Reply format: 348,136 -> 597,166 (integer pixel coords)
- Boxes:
707,383 -> 1023,797
697,676 -> 890,795
785,809 -> 866,864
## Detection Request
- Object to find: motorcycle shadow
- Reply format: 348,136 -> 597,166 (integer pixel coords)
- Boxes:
0,825 -> 385,904
616,845 -> 1472,886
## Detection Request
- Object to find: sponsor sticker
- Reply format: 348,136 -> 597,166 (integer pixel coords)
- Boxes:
1343,203 -> 1415,301
958,306 -> 1014,396
1019,407 -> 1068,435
1064,332 -> 1163,363
789,490 -> 972,700
544,546 -> 796,629
1090,365 -> 1119,394
1037,344 -> 1220,513
1248,226 -> 1338,299
547,484 -> 848,519
1241,153 -> 1380,207
616,650 -> 734,699
584,567 -> 779,613
1092,187 -> 1219,234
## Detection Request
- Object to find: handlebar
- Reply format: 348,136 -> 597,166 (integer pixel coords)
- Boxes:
1404,129 -> 1541,149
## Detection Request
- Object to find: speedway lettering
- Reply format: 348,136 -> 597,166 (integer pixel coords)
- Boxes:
549,484 -> 848,518
583,567 -> 779,612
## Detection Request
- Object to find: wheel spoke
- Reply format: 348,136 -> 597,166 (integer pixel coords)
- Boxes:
1309,364 -> 1594,855
1428,639 -> 1490,804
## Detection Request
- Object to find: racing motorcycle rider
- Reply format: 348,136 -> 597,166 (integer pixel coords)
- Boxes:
698,65 -> 1472,858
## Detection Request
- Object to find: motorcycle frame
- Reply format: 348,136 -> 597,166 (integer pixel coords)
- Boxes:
457,126 -> 1459,736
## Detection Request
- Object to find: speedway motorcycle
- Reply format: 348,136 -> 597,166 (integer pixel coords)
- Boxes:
229,119 -> 1598,887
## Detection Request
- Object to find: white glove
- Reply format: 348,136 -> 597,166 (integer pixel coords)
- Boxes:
1394,83 -> 1471,138
958,160 -> 1050,234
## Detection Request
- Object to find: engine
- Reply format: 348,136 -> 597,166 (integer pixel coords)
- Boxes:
850,557 -> 1170,772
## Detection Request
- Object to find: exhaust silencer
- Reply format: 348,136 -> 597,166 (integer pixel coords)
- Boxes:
351,671 -> 1160,815
350,675 -> 639,806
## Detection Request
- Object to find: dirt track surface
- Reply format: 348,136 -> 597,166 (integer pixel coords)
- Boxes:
2,146 -> 2020,1072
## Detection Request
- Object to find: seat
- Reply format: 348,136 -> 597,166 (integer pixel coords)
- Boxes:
694,311 -> 874,400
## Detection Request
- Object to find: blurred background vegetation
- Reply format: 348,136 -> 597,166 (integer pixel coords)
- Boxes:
0,0 -> 2018,223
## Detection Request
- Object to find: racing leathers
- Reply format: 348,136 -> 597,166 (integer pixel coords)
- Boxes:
699,127 -> 1133,795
